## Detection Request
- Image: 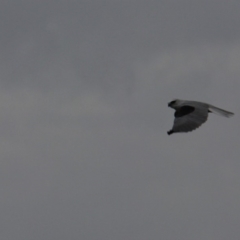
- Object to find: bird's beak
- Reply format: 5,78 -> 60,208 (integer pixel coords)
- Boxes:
168,102 -> 171,107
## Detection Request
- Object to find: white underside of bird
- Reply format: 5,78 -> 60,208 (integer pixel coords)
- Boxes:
168,99 -> 234,135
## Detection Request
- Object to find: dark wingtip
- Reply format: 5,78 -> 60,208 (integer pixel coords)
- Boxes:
167,130 -> 174,135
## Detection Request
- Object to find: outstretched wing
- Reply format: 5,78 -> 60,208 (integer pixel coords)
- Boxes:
168,105 -> 208,134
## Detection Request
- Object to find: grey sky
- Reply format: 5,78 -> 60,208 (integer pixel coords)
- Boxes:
0,1 -> 240,239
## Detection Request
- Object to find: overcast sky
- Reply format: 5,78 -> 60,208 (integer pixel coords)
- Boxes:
0,1 -> 240,239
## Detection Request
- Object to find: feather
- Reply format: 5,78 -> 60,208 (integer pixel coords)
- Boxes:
208,105 -> 234,118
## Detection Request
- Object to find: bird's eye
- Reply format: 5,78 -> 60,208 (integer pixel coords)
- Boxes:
170,100 -> 176,104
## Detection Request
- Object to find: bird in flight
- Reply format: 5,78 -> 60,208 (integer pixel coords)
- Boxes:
168,99 -> 234,135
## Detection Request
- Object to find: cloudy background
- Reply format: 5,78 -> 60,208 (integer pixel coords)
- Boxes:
0,1 -> 240,239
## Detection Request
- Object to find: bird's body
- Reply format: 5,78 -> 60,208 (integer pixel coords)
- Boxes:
168,99 -> 234,135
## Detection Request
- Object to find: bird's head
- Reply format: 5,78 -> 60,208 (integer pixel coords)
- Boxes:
168,99 -> 184,109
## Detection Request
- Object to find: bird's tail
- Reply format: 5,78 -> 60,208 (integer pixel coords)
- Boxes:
209,105 -> 234,118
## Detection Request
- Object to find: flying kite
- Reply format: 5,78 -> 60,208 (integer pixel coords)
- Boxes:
168,99 -> 234,135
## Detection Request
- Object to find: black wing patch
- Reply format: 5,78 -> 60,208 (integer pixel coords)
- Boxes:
174,106 -> 195,118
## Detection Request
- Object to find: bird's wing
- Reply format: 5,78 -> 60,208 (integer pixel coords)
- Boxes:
208,105 -> 234,117
171,105 -> 208,133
